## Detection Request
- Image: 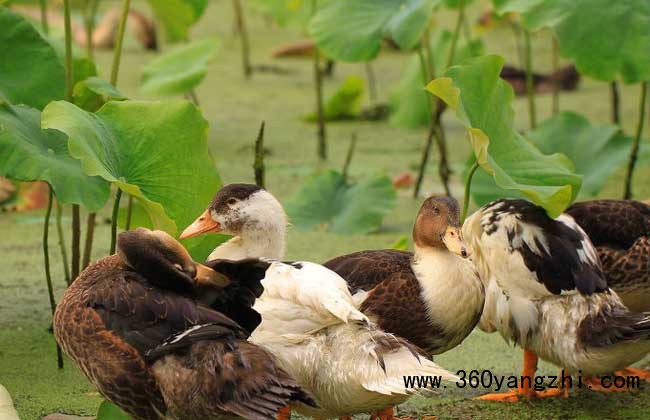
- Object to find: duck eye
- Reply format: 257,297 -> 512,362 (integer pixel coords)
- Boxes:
226,198 -> 237,205
173,263 -> 184,272
432,207 -> 440,215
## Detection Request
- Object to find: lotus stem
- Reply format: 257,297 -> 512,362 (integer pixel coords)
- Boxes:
623,81 -> 648,199
110,189 -> 122,254
55,202 -> 70,285
253,121 -> 266,188
39,0 -> 49,34
232,0 -> 252,78
43,186 -> 64,369
82,0 -> 97,59
124,196 -> 133,231
110,0 -> 131,86
610,81 -> 621,125
524,29 -> 536,129
551,36 -> 559,115
71,205 -> 81,280
63,0 -> 74,101
446,0 -> 465,69
342,134 -> 357,181
462,160 -> 479,222
414,118 -> 435,198
82,212 -> 96,269
365,61 -> 377,104
312,1 -> 326,161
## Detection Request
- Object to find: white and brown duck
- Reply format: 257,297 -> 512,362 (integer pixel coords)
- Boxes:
463,199 -> 650,401
181,184 -> 460,419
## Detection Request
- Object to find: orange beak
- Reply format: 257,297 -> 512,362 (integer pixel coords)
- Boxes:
180,209 -> 222,240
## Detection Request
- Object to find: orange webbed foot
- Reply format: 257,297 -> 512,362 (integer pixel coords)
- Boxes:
277,405 -> 291,420
368,407 -> 413,420
475,389 -> 526,402
614,367 -> 650,382
584,375 -> 637,393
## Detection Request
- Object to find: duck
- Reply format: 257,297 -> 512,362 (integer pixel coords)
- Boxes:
0,384 -> 19,420
182,184 -> 484,357
180,184 -> 461,420
323,195 -> 484,357
463,199 -> 650,401
565,199 -> 650,313
54,227 -> 315,420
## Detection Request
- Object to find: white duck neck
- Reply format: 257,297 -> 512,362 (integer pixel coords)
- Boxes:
208,219 -> 287,261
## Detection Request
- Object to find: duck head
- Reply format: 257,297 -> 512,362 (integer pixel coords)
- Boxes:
413,195 -> 470,258
180,184 -> 287,260
118,228 -> 230,289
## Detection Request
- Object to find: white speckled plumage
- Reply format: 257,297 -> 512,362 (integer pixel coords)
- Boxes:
464,200 -> 650,376
251,261 -> 458,418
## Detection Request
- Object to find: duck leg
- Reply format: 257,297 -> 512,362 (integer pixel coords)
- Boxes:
614,367 -> 650,382
475,349 -> 539,402
277,406 -> 291,420
536,370 -> 570,399
368,407 -> 413,420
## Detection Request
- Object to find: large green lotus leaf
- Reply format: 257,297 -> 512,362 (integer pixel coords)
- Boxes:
309,0 -> 438,62
285,169 -> 396,234
141,38 -> 219,95
147,0 -> 207,42
305,75 -> 364,121
0,7 -> 64,109
41,100 -> 222,248
0,102 -> 109,210
250,0 -> 316,31
389,31 -> 484,128
493,0 -> 650,83
97,401 -> 129,420
73,77 -> 127,112
528,112 -> 632,198
427,55 -> 581,217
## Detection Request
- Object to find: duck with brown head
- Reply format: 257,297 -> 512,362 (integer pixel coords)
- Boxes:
326,195 -> 483,357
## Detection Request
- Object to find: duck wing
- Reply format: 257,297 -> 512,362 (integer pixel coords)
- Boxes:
88,269 -> 248,357
465,199 -> 607,298
323,249 -> 413,293
150,324 -> 317,420
566,200 -> 650,249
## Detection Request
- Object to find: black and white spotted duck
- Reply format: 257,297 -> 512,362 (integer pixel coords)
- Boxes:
464,199 -> 650,401
53,227 -> 315,420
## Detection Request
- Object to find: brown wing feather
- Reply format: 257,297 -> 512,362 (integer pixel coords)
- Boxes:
323,249 -> 413,293
152,340 -> 315,420
55,291 -> 165,420
566,200 -> 650,249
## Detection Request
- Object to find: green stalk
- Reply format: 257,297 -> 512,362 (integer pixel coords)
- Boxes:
39,0 -> 49,34
55,202 -> 71,285
71,205 -> 80,280
623,81 -> 648,199
524,30 -> 536,129
43,186 -> 64,369
462,160 -> 479,222
342,134 -> 357,181
82,212 -> 96,269
446,0 -> 465,69
312,0 -> 326,160
253,121 -> 266,188
232,0 -> 252,78
110,189 -> 123,254
365,61 -> 377,104
610,81 -> 621,125
82,0 -> 94,59
551,36 -> 559,115
63,0 -> 74,101
110,0 -> 132,85
124,196 -> 133,230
